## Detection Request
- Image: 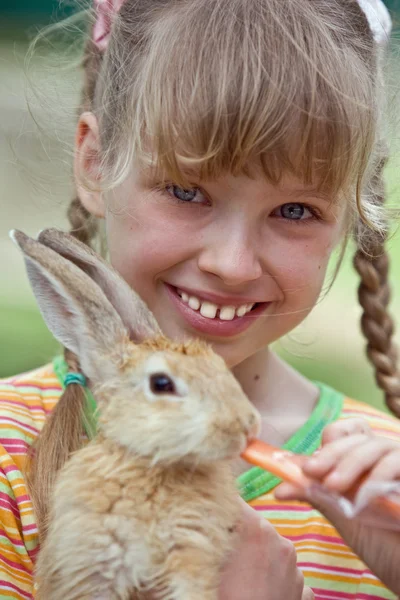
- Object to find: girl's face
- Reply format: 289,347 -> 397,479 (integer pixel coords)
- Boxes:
101,165 -> 345,368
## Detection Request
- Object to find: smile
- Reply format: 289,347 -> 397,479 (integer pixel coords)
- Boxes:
165,284 -> 269,338
177,289 -> 255,321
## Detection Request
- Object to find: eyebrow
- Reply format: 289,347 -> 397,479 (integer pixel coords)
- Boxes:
141,162 -> 337,203
286,188 -> 333,203
140,163 -> 202,183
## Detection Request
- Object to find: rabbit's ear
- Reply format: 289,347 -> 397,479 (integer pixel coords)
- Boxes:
10,230 -> 129,382
37,228 -> 161,342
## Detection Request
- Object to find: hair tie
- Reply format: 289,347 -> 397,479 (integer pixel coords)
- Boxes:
64,372 -> 87,387
357,0 -> 392,46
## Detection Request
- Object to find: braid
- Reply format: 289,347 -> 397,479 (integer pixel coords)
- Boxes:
67,196 -> 98,245
353,150 -> 400,417
26,39 -> 105,540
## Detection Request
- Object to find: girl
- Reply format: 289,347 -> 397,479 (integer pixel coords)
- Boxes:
1,0 -> 400,598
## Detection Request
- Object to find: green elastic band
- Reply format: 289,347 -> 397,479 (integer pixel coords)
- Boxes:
64,372 -> 87,387
54,356 -> 99,440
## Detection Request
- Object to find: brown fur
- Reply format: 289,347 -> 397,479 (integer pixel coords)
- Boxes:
36,441 -> 239,600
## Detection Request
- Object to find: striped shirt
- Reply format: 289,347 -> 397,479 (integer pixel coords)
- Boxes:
0,360 -> 399,599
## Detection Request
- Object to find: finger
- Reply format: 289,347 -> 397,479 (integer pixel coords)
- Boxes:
293,569 -> 305,600
230,500 -> 258,545
303,434 -> 371,479
322,418 -> 372,445
277,537 -> 298,570
239,498 -> 257,521
275,482 -> 308,502
322,438 -> 399,492
368,448 -> 400,482
239,500 -> 281,544
237,501 -> 262,537
302,586 -> 315,600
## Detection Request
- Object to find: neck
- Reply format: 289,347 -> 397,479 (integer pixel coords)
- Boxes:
232,347 -> 319,447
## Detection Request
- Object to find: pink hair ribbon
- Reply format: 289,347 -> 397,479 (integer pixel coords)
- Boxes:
93,0 -> 126,51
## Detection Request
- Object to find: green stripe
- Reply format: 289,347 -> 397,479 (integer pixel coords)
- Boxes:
237,383 -> 344,501
358,582 -> 396,599
0,534 -> 30,556
1,469 -> 24,485
0,481 -> 16,500
0,384 -> 60,396
254,507 -> 321,520
25,538 -> 39,552
304,577 -> 395,599
303,577 -> 359,592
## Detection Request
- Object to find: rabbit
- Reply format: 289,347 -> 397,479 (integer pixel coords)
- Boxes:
11,229 -> 261,600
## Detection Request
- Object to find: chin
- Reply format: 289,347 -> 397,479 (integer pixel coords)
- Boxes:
204,342 -> 249,369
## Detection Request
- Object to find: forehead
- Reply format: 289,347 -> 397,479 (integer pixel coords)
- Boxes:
99,0 -> 374,216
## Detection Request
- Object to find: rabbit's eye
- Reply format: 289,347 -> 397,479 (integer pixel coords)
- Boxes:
150,373 -> 176,395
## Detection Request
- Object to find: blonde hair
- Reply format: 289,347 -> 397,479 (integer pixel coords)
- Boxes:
97,0 -> 379,222
27,0 -> 400,537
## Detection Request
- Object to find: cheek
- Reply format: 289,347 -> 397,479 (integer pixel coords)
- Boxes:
107,215 -> 167,279
104,197 -> 196,293
268,235 -> 334,304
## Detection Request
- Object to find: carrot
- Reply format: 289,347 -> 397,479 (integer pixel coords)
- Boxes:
241,439 -> 312,489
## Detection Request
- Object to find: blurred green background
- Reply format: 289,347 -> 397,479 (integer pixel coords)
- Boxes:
0,1 -> 400,415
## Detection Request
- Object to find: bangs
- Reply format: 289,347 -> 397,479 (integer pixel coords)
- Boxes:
102,0 -> 378,198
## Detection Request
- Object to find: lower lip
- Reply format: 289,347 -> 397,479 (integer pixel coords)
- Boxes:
165,284 -> 269,338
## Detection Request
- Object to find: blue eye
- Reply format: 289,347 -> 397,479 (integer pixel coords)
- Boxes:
166,185 -> 202,203
277,203 -> 312,220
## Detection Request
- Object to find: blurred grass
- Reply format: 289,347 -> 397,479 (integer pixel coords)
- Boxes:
0,306 -> 60,376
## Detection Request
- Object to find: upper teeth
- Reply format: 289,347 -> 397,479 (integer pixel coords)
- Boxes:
178,290 -> 255,321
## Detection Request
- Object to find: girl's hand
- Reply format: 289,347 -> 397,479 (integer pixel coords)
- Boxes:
294,418 -> 400,492
276,418 -> 400,595
219,500 -> 314,600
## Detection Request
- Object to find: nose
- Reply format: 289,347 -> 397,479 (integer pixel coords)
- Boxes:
197,229 -> 262,286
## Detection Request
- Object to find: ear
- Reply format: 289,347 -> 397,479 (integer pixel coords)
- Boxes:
74,112 -> 105,219
37,228 -> 161,342
10,230 -> 129,382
